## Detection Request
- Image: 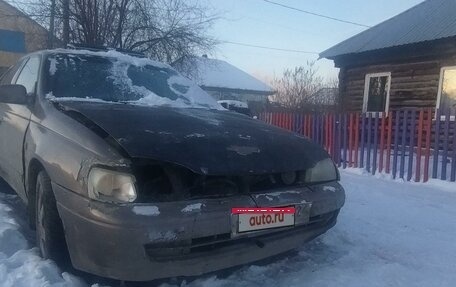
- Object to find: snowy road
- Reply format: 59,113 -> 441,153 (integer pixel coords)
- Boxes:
0,170 -> 455,286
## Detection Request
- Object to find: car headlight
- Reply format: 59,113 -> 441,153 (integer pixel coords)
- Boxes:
88,167 -> 137,203
304,158 -> 338,183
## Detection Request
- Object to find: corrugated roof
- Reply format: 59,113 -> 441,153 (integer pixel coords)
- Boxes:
320,0 -> 456,59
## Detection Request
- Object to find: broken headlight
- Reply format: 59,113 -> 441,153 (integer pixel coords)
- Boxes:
88,167 -> 137,203
303,158 -> 338,183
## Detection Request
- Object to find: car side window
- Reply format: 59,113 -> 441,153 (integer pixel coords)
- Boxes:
15,56 -> 40,94
0,61 -> 24,85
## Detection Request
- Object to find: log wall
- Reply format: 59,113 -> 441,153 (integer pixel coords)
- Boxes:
339,54 -> 456,111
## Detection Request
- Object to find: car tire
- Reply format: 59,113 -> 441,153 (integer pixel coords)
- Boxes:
35,170 -> 70,266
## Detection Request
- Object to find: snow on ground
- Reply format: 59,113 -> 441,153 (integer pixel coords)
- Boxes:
0,180 -> 84,287
0,170 -> 455,286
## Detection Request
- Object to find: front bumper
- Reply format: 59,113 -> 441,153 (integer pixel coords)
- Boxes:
53,181 -> 345,281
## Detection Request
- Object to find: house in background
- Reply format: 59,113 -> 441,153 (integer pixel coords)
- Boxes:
320,0 -> 456,114
173,55 -> 274,108
0,0 -> 49,74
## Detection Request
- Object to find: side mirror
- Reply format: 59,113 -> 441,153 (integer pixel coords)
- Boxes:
0,84 -> 28,105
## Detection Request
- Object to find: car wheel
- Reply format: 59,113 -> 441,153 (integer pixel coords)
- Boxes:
35,170 -> 69,266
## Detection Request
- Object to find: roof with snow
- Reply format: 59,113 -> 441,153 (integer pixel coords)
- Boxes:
320,0 -> 456,59
174,56 -> 274,95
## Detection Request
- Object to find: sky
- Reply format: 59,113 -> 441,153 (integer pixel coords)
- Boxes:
206,0 -> 424,83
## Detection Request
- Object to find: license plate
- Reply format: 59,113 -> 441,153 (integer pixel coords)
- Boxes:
237,211 -> 295,233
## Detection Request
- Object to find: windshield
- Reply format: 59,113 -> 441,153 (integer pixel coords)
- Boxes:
45,51 -> 222,109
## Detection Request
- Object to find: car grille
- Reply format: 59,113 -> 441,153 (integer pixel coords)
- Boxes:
133,162 -> 308,202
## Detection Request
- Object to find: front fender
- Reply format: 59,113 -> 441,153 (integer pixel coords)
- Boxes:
24,118 -> 129,198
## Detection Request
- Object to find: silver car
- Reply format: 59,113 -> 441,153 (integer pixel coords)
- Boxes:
0,47 -> 345,281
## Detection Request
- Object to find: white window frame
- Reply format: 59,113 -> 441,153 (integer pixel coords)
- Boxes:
363,72 -> 391,114
436,66 -> 456,121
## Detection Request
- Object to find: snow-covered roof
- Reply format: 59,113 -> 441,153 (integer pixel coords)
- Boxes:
174,56 -> 274,95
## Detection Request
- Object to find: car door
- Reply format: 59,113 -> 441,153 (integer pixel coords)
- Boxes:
0,56 -> 40,198
0,59 -> 25,187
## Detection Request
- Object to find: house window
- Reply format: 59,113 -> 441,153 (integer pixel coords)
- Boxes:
363,72 -> 391,113
437,67 -> 456,112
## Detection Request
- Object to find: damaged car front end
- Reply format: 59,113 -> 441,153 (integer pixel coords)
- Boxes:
4,48 -> 345,281
54,156 -> 344,281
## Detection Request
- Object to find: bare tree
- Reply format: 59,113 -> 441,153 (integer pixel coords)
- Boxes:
270,62 -> 339,111
18,0 -> 219,63
270,62 -> 322,109
326,76 -> 340,107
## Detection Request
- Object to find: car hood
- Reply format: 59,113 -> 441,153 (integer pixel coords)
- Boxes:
57,102 -> 329,175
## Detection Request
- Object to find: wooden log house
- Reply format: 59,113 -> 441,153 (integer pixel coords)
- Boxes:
320,0 -> 456,115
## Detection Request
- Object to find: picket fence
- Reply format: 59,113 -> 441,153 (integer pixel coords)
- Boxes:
259,108 -> 456,183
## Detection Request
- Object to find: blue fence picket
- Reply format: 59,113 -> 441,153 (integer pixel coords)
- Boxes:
297,113 -> 303,134
392,111 -> 400,179
372,113 -> 379,175
407,110 -> 416,181
360,114 -> 366,168
441,109 -> 450,180
432,109 -> 441,179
